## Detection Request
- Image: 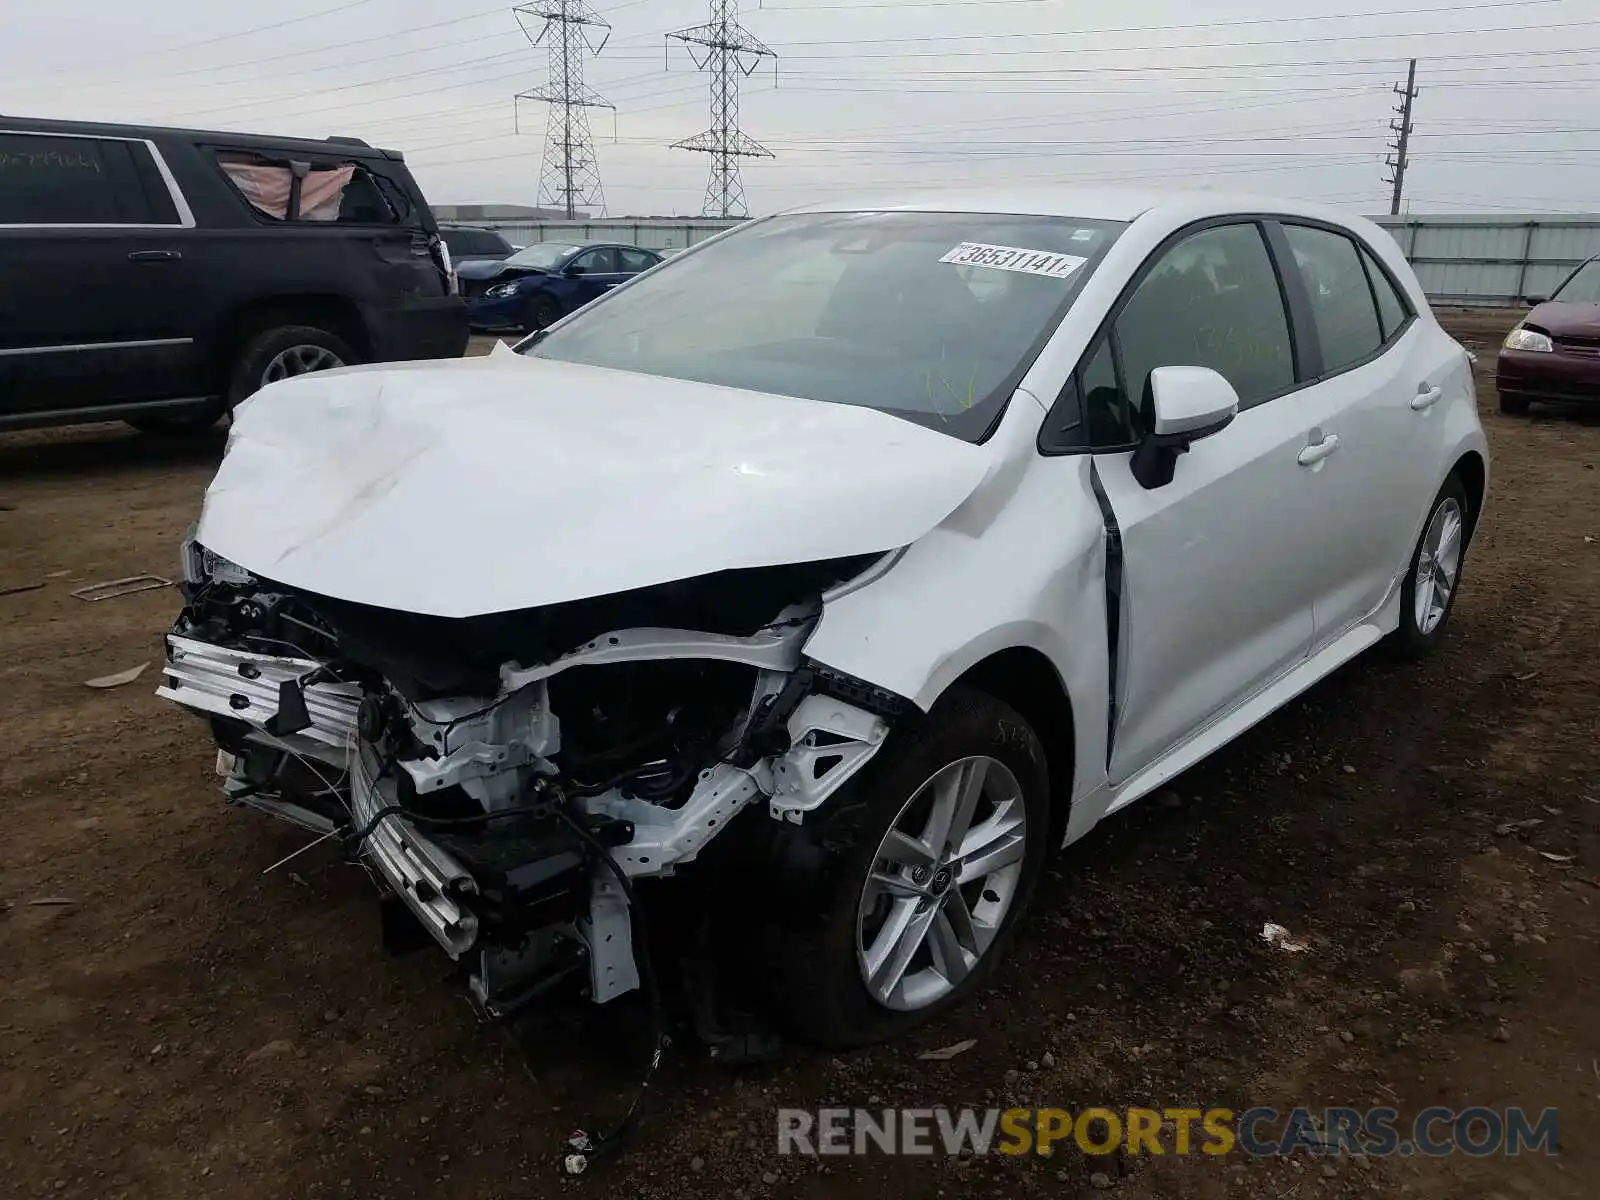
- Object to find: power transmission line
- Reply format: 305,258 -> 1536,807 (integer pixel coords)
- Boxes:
514,1 -> 615,218
667,0 -> 778,218
1385,58 -> 1420,214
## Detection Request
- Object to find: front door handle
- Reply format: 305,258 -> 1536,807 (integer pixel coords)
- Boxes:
128,249 -> 182,263
1411,384 -> 1444,411
1297,433 -> 1340,467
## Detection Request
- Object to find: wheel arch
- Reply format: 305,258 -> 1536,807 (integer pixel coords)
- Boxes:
945,645 -> 1077,851
1451,449 -> 1487,541
212,293 -> 372,388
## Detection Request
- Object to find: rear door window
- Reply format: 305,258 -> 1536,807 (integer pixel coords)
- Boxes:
1282,224 -> 1384,374
0,133 -> 167,225
618,248 -> 658,273
568,247 -> 619,275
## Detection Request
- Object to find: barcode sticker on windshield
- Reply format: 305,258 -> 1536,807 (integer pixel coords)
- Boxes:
939,242 -> 1088,279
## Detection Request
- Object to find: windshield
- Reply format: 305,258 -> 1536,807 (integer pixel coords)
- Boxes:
507,243 -> 581,270
1553,260 -> 1600,304
521,211 -> 1126,440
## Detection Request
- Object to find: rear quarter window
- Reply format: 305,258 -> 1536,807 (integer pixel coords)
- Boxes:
213,150 -> 405,224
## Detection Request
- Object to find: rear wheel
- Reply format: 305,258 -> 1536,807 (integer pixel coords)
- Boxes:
229,326 -> 355,406
1390,474 -> 1471,659
756,688 -> 1051,1048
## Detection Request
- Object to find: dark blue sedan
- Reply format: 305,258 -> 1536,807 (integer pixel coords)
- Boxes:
456,241 -> 664,332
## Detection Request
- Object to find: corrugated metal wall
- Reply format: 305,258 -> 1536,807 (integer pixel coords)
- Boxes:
482,213 -> 1600,308
1374,216 -> 1600,307
485,218 -> 743,252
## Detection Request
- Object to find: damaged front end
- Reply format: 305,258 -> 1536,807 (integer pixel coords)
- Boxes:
159,536 -> 905,1019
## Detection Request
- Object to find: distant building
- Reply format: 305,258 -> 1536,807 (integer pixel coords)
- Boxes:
432,203 -> 588,222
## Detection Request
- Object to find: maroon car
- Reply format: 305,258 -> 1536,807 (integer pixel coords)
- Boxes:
1496,255 -> 1600,414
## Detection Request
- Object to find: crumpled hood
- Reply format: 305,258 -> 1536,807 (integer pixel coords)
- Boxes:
196,354 -> 993,618
1526,299 -> 1600,338
455,259 -> 535,283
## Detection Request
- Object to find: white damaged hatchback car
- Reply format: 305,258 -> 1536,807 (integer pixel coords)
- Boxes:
162,189 -> 1488,1050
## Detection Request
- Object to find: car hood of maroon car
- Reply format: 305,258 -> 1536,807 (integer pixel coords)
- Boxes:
1526,300 -> 1600,337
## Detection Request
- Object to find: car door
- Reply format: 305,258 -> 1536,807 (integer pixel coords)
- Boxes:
564,246 -> 622,306
1079,221 -> 1325,783
0,130 -> 199,418
1271,221 -> 1444,644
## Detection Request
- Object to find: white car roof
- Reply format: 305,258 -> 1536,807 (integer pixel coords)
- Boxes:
783,186 -> 1368,228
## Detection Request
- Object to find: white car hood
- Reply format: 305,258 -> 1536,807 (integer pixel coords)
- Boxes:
196,353 -> 993,618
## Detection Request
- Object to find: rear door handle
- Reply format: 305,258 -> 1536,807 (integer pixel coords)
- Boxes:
1411,384 -> 1444,411
1297,433 -> 1340,466
128,250 -> 182,263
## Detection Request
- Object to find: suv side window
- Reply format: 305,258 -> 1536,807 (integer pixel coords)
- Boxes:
0,133 -> 161,225
568,248 -> 618,275
1282,224 -> 1384,374
1360,245 -> 1413,342
1082,223 -> 1295,446
215,151 -> 400,224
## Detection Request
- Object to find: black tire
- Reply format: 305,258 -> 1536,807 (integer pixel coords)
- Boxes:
754,687 -> 1051,1049
521,293 -> 562,333
1389,473 -> 1472,660
1499,392 -> 1530,415
226,325 -> 357,408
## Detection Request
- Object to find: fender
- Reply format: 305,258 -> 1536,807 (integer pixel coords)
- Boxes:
804,441 -> 1113,811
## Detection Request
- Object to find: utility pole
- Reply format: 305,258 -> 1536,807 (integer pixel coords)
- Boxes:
1384,58 -> 1419,217
667,0 -> 777,219
514,1 -> 613,219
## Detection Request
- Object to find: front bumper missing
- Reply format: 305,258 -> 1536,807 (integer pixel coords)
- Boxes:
351,740 -> 481,958
158,634 -> 359,766
161,625 -> 893,1014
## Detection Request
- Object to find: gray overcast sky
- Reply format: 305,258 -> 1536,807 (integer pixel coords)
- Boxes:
3,0 -> 1597,216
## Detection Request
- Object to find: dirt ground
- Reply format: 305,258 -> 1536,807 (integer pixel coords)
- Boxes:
2,314 -> 1597,1199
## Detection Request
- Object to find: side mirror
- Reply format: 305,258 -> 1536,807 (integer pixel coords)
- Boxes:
1130,366 -> 1240,490
1520,294 -> 1548,307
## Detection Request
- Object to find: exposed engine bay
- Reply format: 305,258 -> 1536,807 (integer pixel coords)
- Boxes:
158,537 -> 908,1023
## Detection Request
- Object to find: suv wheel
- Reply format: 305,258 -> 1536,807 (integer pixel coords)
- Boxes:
755,688 -> 1051,1048
230,326 -> 356,405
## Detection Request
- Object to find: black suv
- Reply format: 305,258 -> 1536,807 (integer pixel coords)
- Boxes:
0,116 -> 469,433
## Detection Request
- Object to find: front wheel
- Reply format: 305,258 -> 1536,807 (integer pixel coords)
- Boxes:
756,688 -> 1051,1048
521,294 -> 562,333
1390,474 -> 1471,659
1499,392 -> 1530,415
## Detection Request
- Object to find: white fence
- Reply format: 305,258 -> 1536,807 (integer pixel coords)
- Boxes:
483,213 -> 1600,308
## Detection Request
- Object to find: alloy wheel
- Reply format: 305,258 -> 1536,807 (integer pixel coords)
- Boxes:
1414,496 -> 1464,636
856,755 -> 1029,1012
261,344 -> 345,386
